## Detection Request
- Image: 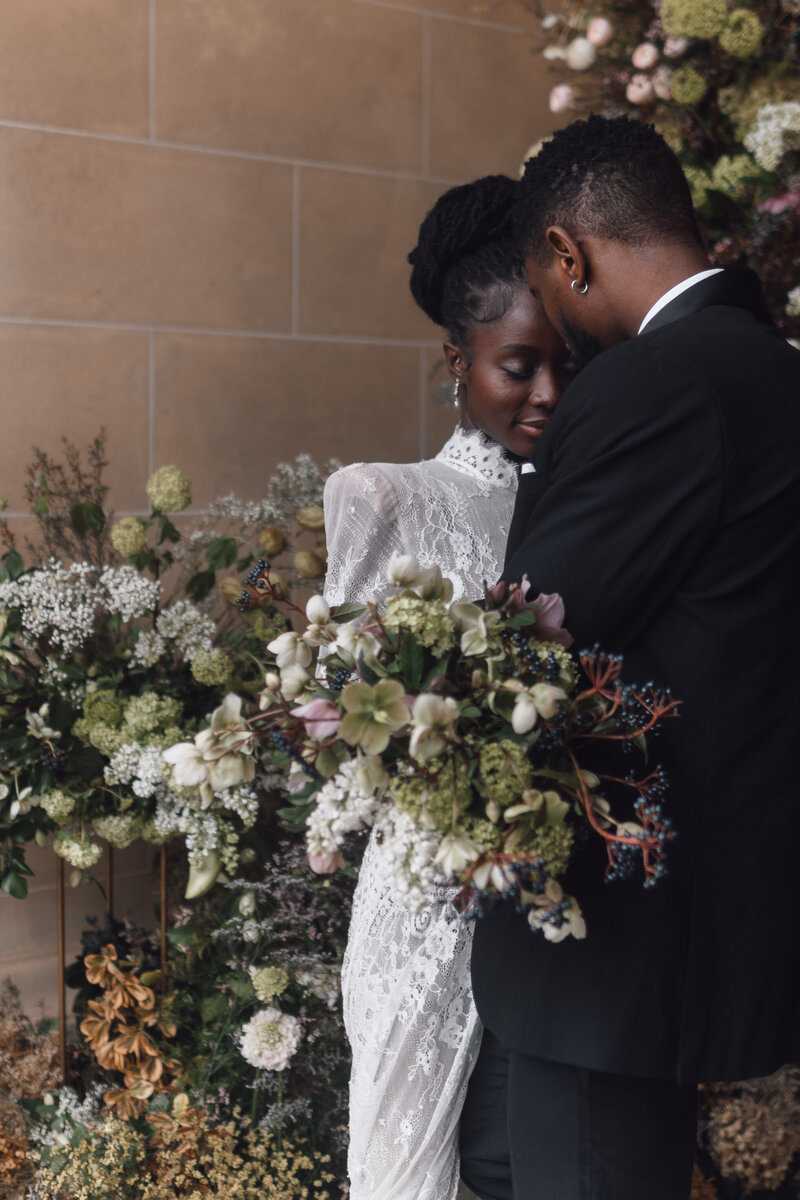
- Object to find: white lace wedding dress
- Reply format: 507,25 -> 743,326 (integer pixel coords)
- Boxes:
323,426 -> 518,1200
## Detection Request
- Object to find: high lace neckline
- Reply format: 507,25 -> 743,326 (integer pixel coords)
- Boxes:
434,425 -> 518,490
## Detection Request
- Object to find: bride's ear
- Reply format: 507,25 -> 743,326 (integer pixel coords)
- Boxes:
443,342 -> 465,381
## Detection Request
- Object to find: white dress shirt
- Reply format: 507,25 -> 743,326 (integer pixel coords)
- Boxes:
638,268 -> 722,334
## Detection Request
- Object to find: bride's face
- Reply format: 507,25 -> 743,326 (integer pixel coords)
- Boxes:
456,287 -> 573,459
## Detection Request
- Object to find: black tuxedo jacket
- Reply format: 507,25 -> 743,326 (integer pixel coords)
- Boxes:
471,269 -> 800,1083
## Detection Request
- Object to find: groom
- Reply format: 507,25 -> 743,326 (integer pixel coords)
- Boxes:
461,116 -> 800,1200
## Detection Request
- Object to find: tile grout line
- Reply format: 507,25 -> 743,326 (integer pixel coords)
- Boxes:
292,165 -> 300,335
350,0 -> 536,35
0,314 -> 441,348
421,15 -> 432,178
149,0 -> 157,140
148,332 -> 156,474
0,118 -> 463,186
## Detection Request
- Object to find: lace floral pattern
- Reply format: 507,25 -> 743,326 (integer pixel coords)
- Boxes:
323,426 -> 517,1200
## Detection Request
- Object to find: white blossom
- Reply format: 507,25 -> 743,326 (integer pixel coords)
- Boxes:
156,599 -> 215,661
239,1007 -> 302,1071
745,102 -> 800,172
98,566 -> 160,622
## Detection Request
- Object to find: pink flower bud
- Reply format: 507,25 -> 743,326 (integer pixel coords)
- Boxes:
632,42 -> 659,70
549,84 -> 576,114
664,36 -> 690,59
308,850 -> 346,875
566,36 -> 596,71
626,74 -> 654,105
586,16 -> 614,46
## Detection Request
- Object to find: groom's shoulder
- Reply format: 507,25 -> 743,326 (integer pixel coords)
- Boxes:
560,335 -> 713,421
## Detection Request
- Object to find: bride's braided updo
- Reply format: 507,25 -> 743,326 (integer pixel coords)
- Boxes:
408,174 -> 527,349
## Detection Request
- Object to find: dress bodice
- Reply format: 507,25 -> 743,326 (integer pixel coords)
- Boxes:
323,426 -> 518,607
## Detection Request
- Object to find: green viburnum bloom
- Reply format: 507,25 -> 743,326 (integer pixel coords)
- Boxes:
382,594 -> 456,658
390,756 -> 472,831
191,647 -> 234,687
123,693 -> 182,739
72,716 -> 126,757
53,831 -> 102,870
479,740 -> 533,810
670,65 -> 708,107
250,964 -> 290,1003
661,0 -> 727,40
110,516 -> 148,558
339,679 -> 409,755
710,154 -> 761,201
92,813 -> 142,849
82,690 -> 124,729
719,10 -> 763,59
683,165 -> 712,210
146,464 -> 192,512
39,789 -> 76,824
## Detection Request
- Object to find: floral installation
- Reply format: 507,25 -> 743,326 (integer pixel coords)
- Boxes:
0,436 -> 338,900
216,552 -> 679,943
530,0 -> 800,338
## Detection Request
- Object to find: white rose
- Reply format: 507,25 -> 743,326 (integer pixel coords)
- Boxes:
626,73 -> 654,105
550,84 -> 576,114
632,42 -> 659,70
586,16 -> 614,46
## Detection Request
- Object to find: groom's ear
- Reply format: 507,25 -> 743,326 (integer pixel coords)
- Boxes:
545,225 -> 587,290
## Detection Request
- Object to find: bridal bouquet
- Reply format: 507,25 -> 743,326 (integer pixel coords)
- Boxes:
237,554 -> 678,942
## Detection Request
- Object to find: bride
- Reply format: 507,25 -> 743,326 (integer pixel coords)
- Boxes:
322,174 -> 572,1200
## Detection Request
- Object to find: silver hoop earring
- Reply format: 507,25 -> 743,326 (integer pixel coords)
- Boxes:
453,378 -> 462,409
571,278 -> 589,295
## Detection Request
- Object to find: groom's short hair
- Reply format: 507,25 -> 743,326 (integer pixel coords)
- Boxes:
517,115 -> 701,261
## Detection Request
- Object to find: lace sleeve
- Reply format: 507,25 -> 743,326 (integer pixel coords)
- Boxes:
323,464 -> 407,606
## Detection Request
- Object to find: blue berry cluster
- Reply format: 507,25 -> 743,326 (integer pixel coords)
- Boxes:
268,725 -> 316,778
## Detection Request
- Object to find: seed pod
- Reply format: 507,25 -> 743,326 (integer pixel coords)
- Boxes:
259,525 -> 286,556
219,576 -> 242,606
295,505 -> 325,532
294,550 -> 326,579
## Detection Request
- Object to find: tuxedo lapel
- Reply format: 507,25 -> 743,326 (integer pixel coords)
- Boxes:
643,267 -> 774,335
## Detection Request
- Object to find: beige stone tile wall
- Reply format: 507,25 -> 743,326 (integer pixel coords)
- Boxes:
0,0 -> 554,1020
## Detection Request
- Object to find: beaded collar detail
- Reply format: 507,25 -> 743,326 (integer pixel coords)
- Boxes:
435,425 -> 518,490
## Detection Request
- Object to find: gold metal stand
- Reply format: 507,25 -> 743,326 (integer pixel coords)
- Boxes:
105,843 -> 114,917
56,855 -> 67,1083
160,845 -> 167,991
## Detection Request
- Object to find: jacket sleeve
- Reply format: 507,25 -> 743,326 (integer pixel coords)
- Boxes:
502,340 -> 725,652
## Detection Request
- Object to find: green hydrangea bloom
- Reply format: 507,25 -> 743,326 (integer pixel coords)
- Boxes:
383,594 -> 456,658
661,0 -> 728,40
671,65 -> 708,107
39,789 -> 75,824
191,648 -> 234,687
479,740 -> 532,810
251,965 -> 290,1003
530,822 -> 574,879
123,693 -> 182,739
146,465 -> 191,512
720,10 -> 763,59
110,516 -> 148,558
710,154 -> 761,200
92,813 -> 142,848
82,690 -> 124,728
147,724 -> 185,750
720,76 -> 800,141
251,610 -> 289,644
462,816 -> 502,853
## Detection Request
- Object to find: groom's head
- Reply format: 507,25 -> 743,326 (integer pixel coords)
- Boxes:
517,116 -> 708,366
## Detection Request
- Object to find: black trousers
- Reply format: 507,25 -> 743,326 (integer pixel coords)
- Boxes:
459,1030 -> 697,1200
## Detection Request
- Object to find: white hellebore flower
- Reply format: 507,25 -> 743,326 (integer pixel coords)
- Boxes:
302,595 -> 338,646
450,602 -> 502,658
164,693 -> 255,804
409,694 -> 460,762
511,682 -> 567,734
334,622 -> 381,665
353,753 -> 390,796
565,36 -> 596,71
435,833 -> 481,877
267,630 -> 312,670
385,552 -> 453,602
279,663 -> 313,701
26,704 -> 60,741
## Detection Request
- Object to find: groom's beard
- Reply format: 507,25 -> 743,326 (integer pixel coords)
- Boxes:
560,319 -> 606,373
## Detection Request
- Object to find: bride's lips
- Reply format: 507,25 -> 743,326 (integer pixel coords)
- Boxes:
515,417 -> 549,438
